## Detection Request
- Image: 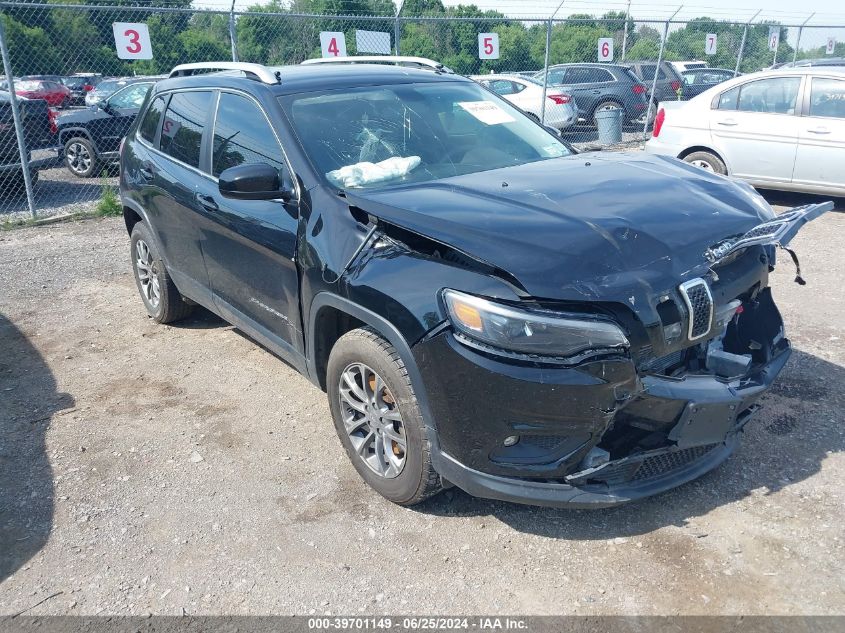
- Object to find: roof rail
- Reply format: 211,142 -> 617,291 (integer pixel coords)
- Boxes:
169,62 -> 280,85
301,56 -> 453,74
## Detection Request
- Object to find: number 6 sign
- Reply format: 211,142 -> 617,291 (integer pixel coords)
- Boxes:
598,38 -> 614,62
478,33 -> 499,60
112,22 -> 152,60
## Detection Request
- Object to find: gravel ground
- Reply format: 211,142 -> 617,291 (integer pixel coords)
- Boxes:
0,191 -> 843,616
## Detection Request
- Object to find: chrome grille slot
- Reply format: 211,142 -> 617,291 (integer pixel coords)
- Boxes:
679,278 -> 713,341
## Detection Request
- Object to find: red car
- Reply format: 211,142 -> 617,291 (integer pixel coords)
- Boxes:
14,79 -> 72,108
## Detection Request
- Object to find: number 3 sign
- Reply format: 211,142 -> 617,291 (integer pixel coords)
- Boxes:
112,23 -> 152,60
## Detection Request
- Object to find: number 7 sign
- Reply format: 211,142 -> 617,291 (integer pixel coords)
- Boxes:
705,33 -> 717,55
478,33 -> 499,60
112,22 -> 152,60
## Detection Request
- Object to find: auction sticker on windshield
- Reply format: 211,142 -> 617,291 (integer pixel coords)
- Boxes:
458,101 -> 515,125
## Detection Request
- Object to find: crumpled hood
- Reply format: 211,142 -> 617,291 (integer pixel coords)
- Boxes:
346,152 -> 773,311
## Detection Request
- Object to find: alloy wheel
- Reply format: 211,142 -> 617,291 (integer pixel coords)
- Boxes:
66,142 -> 92,176
338,362 -> 407,479
135,239 -> 161,309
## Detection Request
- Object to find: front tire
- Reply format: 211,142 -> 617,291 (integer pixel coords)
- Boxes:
683,150 -> 727,175
327,327 -> 442,506
130,222 -> 193,324
64,137 -> 98,178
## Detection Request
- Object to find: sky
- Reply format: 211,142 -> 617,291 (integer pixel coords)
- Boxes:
194,0 -> 845,50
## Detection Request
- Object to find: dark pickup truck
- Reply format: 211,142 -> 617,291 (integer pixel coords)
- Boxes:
0,91 -> 55,191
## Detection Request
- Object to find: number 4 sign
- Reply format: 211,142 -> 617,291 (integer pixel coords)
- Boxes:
478,33 -> 499,60
320,32 -> 347,58
598,38 -> 614,62
705,33 -> 717,55
112,23 -> 152,60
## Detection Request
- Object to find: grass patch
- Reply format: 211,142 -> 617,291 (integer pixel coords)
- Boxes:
96,181 -> 122,217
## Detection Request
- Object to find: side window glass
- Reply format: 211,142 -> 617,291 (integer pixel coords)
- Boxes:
139,96 -> 166,144
809,78 -> 845,119
737,77 -> 801,114
548,69 -> 565,84
160,91 -> 212,169
640,65 -> 657,80
489,80 -> 515,96
717,85 -> 740,110
109,83 -> 150,109
212,92 -> 285,178
511,82 -> 526,94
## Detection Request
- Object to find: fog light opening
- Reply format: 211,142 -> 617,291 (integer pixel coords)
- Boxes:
503,435 -> 520,447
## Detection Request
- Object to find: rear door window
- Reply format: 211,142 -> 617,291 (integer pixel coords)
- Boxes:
159,91 -> 212,169
737,77 -> 801,114
808,77 -> 845,119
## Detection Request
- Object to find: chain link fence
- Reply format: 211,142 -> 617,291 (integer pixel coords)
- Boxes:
0,2 -> 843,220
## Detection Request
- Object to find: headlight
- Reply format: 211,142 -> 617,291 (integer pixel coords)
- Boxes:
442,289 -> 629,362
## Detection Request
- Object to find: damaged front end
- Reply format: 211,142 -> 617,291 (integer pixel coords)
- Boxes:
404,202 -> 833,507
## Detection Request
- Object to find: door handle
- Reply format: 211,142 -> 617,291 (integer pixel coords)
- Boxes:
195,193 -> 219,212
139,162 -> 155,180
717,119 -> 737,126
807,127 -> 830,134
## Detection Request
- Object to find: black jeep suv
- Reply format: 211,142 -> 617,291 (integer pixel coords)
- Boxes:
119,59 -> 830,508
57,78 -> 160,177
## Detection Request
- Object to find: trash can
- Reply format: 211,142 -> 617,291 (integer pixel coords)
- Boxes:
595,108 -> 623,145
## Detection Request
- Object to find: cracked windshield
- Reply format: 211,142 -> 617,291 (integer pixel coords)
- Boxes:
283,81 -> 572,189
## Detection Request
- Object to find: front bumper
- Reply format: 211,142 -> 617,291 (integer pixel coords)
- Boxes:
414,313 -> 791,508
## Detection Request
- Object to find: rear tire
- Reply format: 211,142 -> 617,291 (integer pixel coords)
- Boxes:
683,150 -> 727,175
327,327 -> 442,506
64,137 -> 98,178
130,222 -> 193,324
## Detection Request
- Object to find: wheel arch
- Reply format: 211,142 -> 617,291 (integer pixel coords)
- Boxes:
307,293 -> 439,440
58,127 -> 97,152
677,145 -> 729,172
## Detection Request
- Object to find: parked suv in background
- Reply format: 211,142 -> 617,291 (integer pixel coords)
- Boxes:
61,73 -> 102,106
623,60 -> 685,107
535,63 -> 649,125
85,76 -> 164,107
57,79 -> 158,177
120,58 -> 829,508
0,91 -> 54,191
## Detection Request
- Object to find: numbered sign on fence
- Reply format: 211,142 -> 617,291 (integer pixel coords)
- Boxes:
320,32 -> 347,58
705,33 -> 717,55
355,30 -> 391,54
827,37 -> 837,55
598,37 -> 614,62
478,33 -> 499,60
768,27 -> 780,52
112,23 -> 152,60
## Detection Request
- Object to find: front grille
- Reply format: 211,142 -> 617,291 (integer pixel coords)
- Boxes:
632,443 -> 719,481
641,349 -> 685,374
679,278 -> 713,340
520,435 -> 565,452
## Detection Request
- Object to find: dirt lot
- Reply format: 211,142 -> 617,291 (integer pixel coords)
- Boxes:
1,193 -> 844,616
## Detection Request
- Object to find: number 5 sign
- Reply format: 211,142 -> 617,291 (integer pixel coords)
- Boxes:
598,38 -> 614,62
478,33 -> 499,60
112,23 -> 152,60
705,33 -> 717,55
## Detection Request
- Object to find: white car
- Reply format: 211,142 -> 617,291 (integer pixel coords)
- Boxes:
646,67 -> 845,197
668,61 -> 708,73
471,74 -> 578,130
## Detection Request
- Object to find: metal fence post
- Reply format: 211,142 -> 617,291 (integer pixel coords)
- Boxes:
229,7 -> 238,62
0,14 -> 36,218
540,17 -> 552,125
734,10 -> 759,75
621,0 -> 631,62
793,13 -> 814,64
642,14 -> 675,139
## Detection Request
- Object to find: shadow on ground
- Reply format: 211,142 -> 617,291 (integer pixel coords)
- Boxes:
0,314 -> 74,583
759,189 -> 845,211
414,349 -> 844,539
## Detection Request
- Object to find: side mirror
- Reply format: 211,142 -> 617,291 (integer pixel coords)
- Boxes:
219,163 -> 291,201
